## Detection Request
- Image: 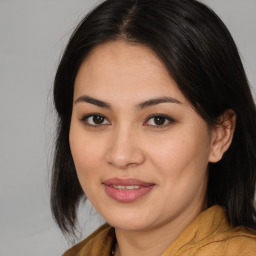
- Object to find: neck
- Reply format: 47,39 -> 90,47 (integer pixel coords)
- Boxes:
114,202 -> 206,256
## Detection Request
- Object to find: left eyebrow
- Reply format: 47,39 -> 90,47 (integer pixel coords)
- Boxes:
136,97 -> 182,110
74,95 -> 112,109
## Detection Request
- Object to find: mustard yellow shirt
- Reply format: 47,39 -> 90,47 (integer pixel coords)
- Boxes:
63,205 -> 256,256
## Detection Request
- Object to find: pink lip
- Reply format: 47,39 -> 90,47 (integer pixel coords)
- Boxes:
103,178 -> 155,203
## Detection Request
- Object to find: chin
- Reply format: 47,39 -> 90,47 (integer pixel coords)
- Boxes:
108,219 -> 150,231
100,207 -> 157,231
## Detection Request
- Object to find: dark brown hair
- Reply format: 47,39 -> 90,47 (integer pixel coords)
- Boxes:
51,0 -> 256,238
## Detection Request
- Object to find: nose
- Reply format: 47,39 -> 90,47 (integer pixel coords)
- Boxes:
106,126 -> 145,169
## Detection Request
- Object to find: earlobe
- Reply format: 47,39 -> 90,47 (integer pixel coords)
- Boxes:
208,109 -> 236,163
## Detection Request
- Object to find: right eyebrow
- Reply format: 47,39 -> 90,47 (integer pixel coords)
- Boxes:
136,96 -> 182,110
74,95 -> 112,109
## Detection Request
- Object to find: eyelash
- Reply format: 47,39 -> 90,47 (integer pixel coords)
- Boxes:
144,113 -> 175,128
80,113 -> 175,128
80,113 -> 110,128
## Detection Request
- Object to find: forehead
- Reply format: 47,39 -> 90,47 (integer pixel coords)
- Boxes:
74,40 -> 186,104
83,40 -> 167,73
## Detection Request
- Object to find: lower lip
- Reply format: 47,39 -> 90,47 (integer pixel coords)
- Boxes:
104,185 -> 154,203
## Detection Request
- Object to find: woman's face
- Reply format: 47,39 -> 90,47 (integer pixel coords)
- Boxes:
69,41 -> 213,232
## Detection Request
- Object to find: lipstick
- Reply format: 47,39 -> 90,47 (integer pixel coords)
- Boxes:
103,178 -> 155,203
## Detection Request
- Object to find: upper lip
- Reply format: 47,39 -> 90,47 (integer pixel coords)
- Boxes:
103,178 -> 154,187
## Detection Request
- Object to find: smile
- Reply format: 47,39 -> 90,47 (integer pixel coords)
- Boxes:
103,178 -> 155,203
112,185 -> 141,190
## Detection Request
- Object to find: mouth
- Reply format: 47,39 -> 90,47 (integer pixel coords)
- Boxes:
112,185 -> 141,190
103,178 -> 155,203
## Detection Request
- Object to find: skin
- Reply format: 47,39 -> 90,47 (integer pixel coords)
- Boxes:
69,41 -> 235,256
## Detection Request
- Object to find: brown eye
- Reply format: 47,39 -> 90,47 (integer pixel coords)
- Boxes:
93,115 -> 105,124
81,114 -> 110,126
153,116 -> 166,125
144,114 -> 175,127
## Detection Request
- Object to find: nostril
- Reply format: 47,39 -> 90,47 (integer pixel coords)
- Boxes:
106,148 -> 145,169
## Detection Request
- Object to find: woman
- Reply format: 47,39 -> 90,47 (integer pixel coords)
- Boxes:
51,0 -> 256,255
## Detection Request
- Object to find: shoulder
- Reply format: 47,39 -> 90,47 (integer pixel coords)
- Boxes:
191,206 -> 256,255
62,223 -> 114,256
163,205 -> 256,256
190,227 -> 256,256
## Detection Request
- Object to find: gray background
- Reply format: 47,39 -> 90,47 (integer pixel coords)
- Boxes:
0,0 -> 255,255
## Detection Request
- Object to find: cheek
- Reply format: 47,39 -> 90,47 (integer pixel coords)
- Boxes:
148,123 -> 211,180
69,124 -> 105,180
69,134 -> 108,202
148,127 -> 210,211
71,141 -> 101,171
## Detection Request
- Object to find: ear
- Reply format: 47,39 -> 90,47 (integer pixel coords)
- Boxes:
208,109 -> 236,163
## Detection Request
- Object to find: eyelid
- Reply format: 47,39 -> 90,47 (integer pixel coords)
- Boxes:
80,113 -> 111,127
144,113 -> 175,127
79,113 -> 175,128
